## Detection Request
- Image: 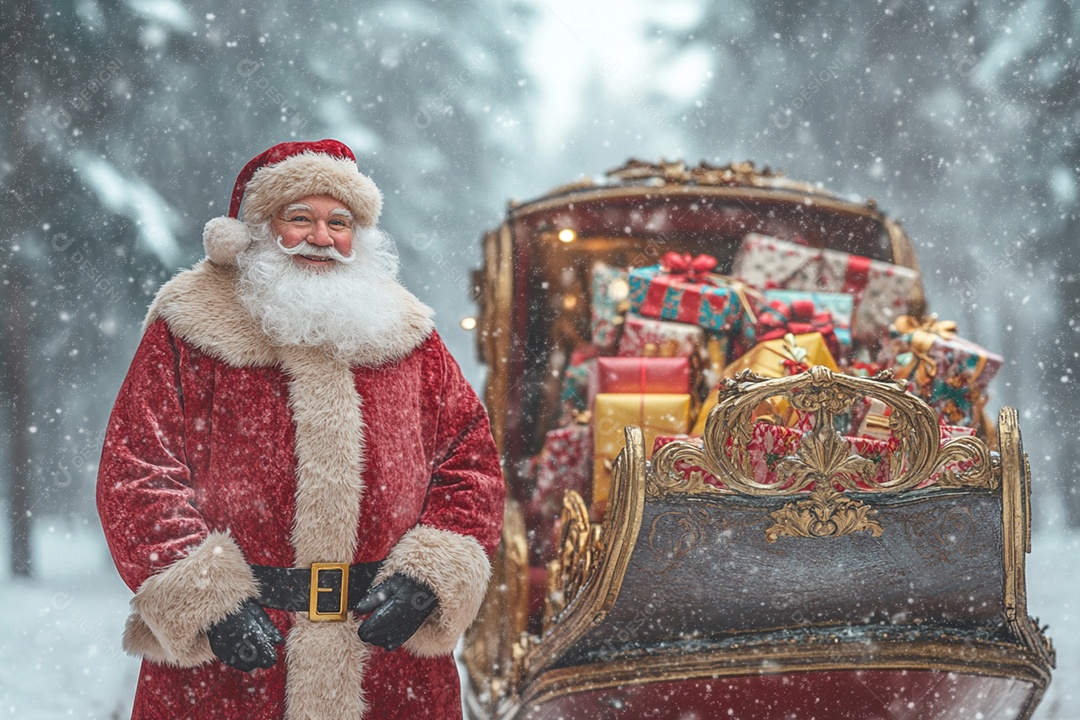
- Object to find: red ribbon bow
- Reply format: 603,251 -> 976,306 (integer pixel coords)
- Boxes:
756,299 -> 840,358
781,358 -> 810,375
660,252 -> 719,283
787,298 -> 817,322
850,360 -> 884,378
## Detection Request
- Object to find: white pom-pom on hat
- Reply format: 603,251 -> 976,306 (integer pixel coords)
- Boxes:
203,216 -> 251,265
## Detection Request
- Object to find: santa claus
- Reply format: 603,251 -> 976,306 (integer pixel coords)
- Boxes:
97,139 -> 504,719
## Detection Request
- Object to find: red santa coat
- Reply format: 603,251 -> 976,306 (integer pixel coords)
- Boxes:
97,260 -> 504,720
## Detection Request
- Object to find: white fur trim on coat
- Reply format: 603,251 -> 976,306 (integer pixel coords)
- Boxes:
241,151 -> 382,229
285,619 -> 370,720
123,531 -> 258,667
144,259 -> 434,369
376,525 -> 492,657
279,345 -> 368,719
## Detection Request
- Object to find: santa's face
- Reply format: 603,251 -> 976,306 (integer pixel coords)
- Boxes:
235,212 -> 404,358
270,194 -> 355,269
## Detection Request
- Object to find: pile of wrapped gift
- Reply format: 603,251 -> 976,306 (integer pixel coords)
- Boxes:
522,234 -> 1002,563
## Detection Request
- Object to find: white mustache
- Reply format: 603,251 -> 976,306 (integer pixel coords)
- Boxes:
275,236 -> 357,264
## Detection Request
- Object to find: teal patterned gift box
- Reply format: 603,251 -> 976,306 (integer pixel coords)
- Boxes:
878,315 -> 1002,428
590,261 -> 630,352
627,260 -> 753,335
763,289 -> 854,353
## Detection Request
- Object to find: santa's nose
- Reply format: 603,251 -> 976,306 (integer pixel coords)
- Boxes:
308,221 -> 334,246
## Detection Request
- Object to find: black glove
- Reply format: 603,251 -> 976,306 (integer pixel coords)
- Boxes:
355,573 -> 438,651
207,599 -> 284,672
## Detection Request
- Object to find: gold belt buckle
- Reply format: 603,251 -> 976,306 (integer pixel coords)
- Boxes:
309,562 -> 350,622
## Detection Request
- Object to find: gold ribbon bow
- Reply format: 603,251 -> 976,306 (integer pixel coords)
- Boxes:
893,314 -> 959,389
894,314 -> 958,340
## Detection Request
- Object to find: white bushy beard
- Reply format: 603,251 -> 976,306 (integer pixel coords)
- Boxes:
235,222 -> 405,359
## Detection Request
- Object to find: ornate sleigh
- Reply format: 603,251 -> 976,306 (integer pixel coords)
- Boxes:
462,161 -> 1054,719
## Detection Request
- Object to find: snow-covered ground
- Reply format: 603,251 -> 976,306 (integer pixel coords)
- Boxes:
2,518 -> 1076,718
1026,530 -> 1080,719
1,519 -> 139,719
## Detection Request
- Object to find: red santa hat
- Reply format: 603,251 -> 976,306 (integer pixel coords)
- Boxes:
203,139 -> 383,265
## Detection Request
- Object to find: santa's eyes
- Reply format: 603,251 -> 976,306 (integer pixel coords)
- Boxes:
285,215 -> 351,229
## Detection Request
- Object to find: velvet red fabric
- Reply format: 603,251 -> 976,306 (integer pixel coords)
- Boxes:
98,318 -> 503,719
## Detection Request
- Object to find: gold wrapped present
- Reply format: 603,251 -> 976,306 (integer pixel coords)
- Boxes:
593,393 -> 691,505
693,332 -> 838,435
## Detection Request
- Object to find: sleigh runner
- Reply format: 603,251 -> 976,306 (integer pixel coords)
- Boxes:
461,160 -> 1053,719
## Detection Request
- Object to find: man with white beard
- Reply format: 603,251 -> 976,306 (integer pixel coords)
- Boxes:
236,201 -> 414,359
97,139 -> 504,720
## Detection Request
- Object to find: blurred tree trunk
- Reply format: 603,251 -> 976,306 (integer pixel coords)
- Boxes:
4,276 -> 33,576
1048,208 -> 1080,528
1,0 -> 35,575
1039,4 -> 1080,529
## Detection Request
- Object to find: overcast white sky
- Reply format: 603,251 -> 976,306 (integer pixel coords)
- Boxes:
524,0 -> 710,150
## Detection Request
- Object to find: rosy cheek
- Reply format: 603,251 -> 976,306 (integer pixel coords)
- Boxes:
278,231 -> 304,248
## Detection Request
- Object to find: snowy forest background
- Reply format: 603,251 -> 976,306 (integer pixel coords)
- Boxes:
2,0 -> 1078,716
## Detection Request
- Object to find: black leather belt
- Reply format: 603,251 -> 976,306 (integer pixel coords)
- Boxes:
252,561 -> 382,622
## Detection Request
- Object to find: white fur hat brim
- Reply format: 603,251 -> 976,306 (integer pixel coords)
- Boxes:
240,151 -> 382,229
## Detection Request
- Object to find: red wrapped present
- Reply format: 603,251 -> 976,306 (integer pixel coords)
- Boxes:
915,424 -> 978,489
732,233 -> 919,341
653,423 -> 805,489
848,359 -> 886,378
617,314 -> 706,358
596,356 -> 692,395
940,424 -> 976,440
526,422 -> 593,563
652,434 -> 728,491
628,252 -> 758,333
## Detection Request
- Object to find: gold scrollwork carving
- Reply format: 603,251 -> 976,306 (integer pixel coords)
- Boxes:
1030,617 -> 1056,666
651,366 -> 995,497
544,491 -> 603,627
646,466 -> 730,498
775,425 -> 878,491
606,159 -> 782,187
765,486 -> 884,542
462,498 -> 531,704
934,436 -> 1000,490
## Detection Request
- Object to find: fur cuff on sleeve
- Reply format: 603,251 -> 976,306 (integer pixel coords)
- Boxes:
376,525 -> 492,657
123,531 -> 259,667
